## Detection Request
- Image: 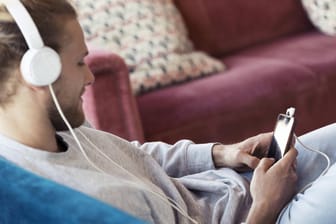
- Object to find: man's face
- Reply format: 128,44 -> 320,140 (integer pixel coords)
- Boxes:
48,18 -> 94,131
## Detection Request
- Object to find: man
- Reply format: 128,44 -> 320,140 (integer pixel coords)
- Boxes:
0,0 -> 335,223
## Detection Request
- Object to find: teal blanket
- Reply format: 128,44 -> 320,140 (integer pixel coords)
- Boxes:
0,157 -> 146,224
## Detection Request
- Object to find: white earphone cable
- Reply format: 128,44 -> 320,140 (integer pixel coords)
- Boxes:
276,133 -> 331,223
49,85 -> 105,173
48,90 -> 334,224
76,129 -> 198,224
49,85 -> 199,224
294,133 -> 331,192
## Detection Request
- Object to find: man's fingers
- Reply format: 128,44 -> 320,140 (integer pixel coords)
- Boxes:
279,147 -> 298,167
240,153 -> 260,169
256,157 -> 275,172
261,132 -> 273,146
253,132 -> 273,154
291,136 -> 296,147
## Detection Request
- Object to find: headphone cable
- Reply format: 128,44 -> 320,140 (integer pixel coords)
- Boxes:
276,133 -> 331,223
48,84 -> 199,224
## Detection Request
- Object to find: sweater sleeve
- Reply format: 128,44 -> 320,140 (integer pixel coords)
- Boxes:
130,140 -> 216,177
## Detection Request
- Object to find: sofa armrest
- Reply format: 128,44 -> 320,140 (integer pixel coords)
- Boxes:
83,50 -> 144,142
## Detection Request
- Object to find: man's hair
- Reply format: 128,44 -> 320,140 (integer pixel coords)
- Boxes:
0,0 -> 77,106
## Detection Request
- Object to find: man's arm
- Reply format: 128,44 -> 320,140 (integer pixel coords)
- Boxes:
131,132 -> 274,177
131,140 -> 216,177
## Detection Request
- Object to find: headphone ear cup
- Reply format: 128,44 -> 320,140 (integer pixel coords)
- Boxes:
20,47 -> 62,86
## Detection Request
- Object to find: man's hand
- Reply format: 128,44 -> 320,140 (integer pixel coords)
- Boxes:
246,147 -> 298,224
212,133 -> 272,172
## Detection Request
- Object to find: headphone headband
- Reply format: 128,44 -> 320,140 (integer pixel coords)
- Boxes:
3,0 -> 44,49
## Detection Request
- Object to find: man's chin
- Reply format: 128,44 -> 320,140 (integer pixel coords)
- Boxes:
49,102 -> 86,131
52,113 -> 86,132
68,114 -> 86,129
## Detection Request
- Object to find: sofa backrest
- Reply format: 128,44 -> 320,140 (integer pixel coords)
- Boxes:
174,0 -> 313,57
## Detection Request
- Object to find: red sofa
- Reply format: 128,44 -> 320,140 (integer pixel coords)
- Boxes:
83,0 -> 336,144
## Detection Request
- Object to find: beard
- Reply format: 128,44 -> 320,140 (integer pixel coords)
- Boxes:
48,98 -> 85,131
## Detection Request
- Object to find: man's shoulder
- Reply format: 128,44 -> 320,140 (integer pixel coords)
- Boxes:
58,125 -> 129,146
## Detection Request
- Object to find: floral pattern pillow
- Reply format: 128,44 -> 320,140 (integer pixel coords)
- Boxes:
302,0 -> 336,35
74,0 -> 225,95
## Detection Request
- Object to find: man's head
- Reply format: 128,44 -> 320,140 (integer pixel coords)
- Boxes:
0,0 -> 94,130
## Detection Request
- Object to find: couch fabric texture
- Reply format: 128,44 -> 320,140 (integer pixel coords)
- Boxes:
82,0 -> 336,144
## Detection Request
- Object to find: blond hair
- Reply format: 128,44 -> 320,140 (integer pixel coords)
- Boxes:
0,0 -> 77,106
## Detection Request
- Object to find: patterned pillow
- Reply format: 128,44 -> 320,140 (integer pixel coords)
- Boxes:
302,0 -> 336,35
73,0 -> 225,95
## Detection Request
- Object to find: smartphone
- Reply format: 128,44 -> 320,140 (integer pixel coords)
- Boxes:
268,107 -> 296,161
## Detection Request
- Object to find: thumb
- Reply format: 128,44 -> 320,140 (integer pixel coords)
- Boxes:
256,157 -> 275,172
240,153 -> 260,169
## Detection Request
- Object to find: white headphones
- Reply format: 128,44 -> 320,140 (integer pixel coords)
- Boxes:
3,0 -> 61,86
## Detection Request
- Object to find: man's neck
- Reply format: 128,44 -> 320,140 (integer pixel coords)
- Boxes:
0,103 -> 59,153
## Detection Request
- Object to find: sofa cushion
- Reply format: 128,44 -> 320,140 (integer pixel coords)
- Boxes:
74,0 -> 225,95
174,0 -> 314,57
137,31 -> 336,143
301,0 -> 336,35
232,31 -> 336,76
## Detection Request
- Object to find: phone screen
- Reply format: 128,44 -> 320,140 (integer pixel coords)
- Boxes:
268,113 -> 295,160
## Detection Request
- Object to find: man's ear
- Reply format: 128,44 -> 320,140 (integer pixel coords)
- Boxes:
27,84 -> 49,91
17,69 -> 49,92
20,76 -> 50,95
15,68 -> 58,107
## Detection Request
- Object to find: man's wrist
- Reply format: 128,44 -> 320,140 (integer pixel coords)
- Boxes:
211,143 -> 224,168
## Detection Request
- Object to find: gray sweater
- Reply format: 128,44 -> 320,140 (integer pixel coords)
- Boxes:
0,126 -> 251,223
